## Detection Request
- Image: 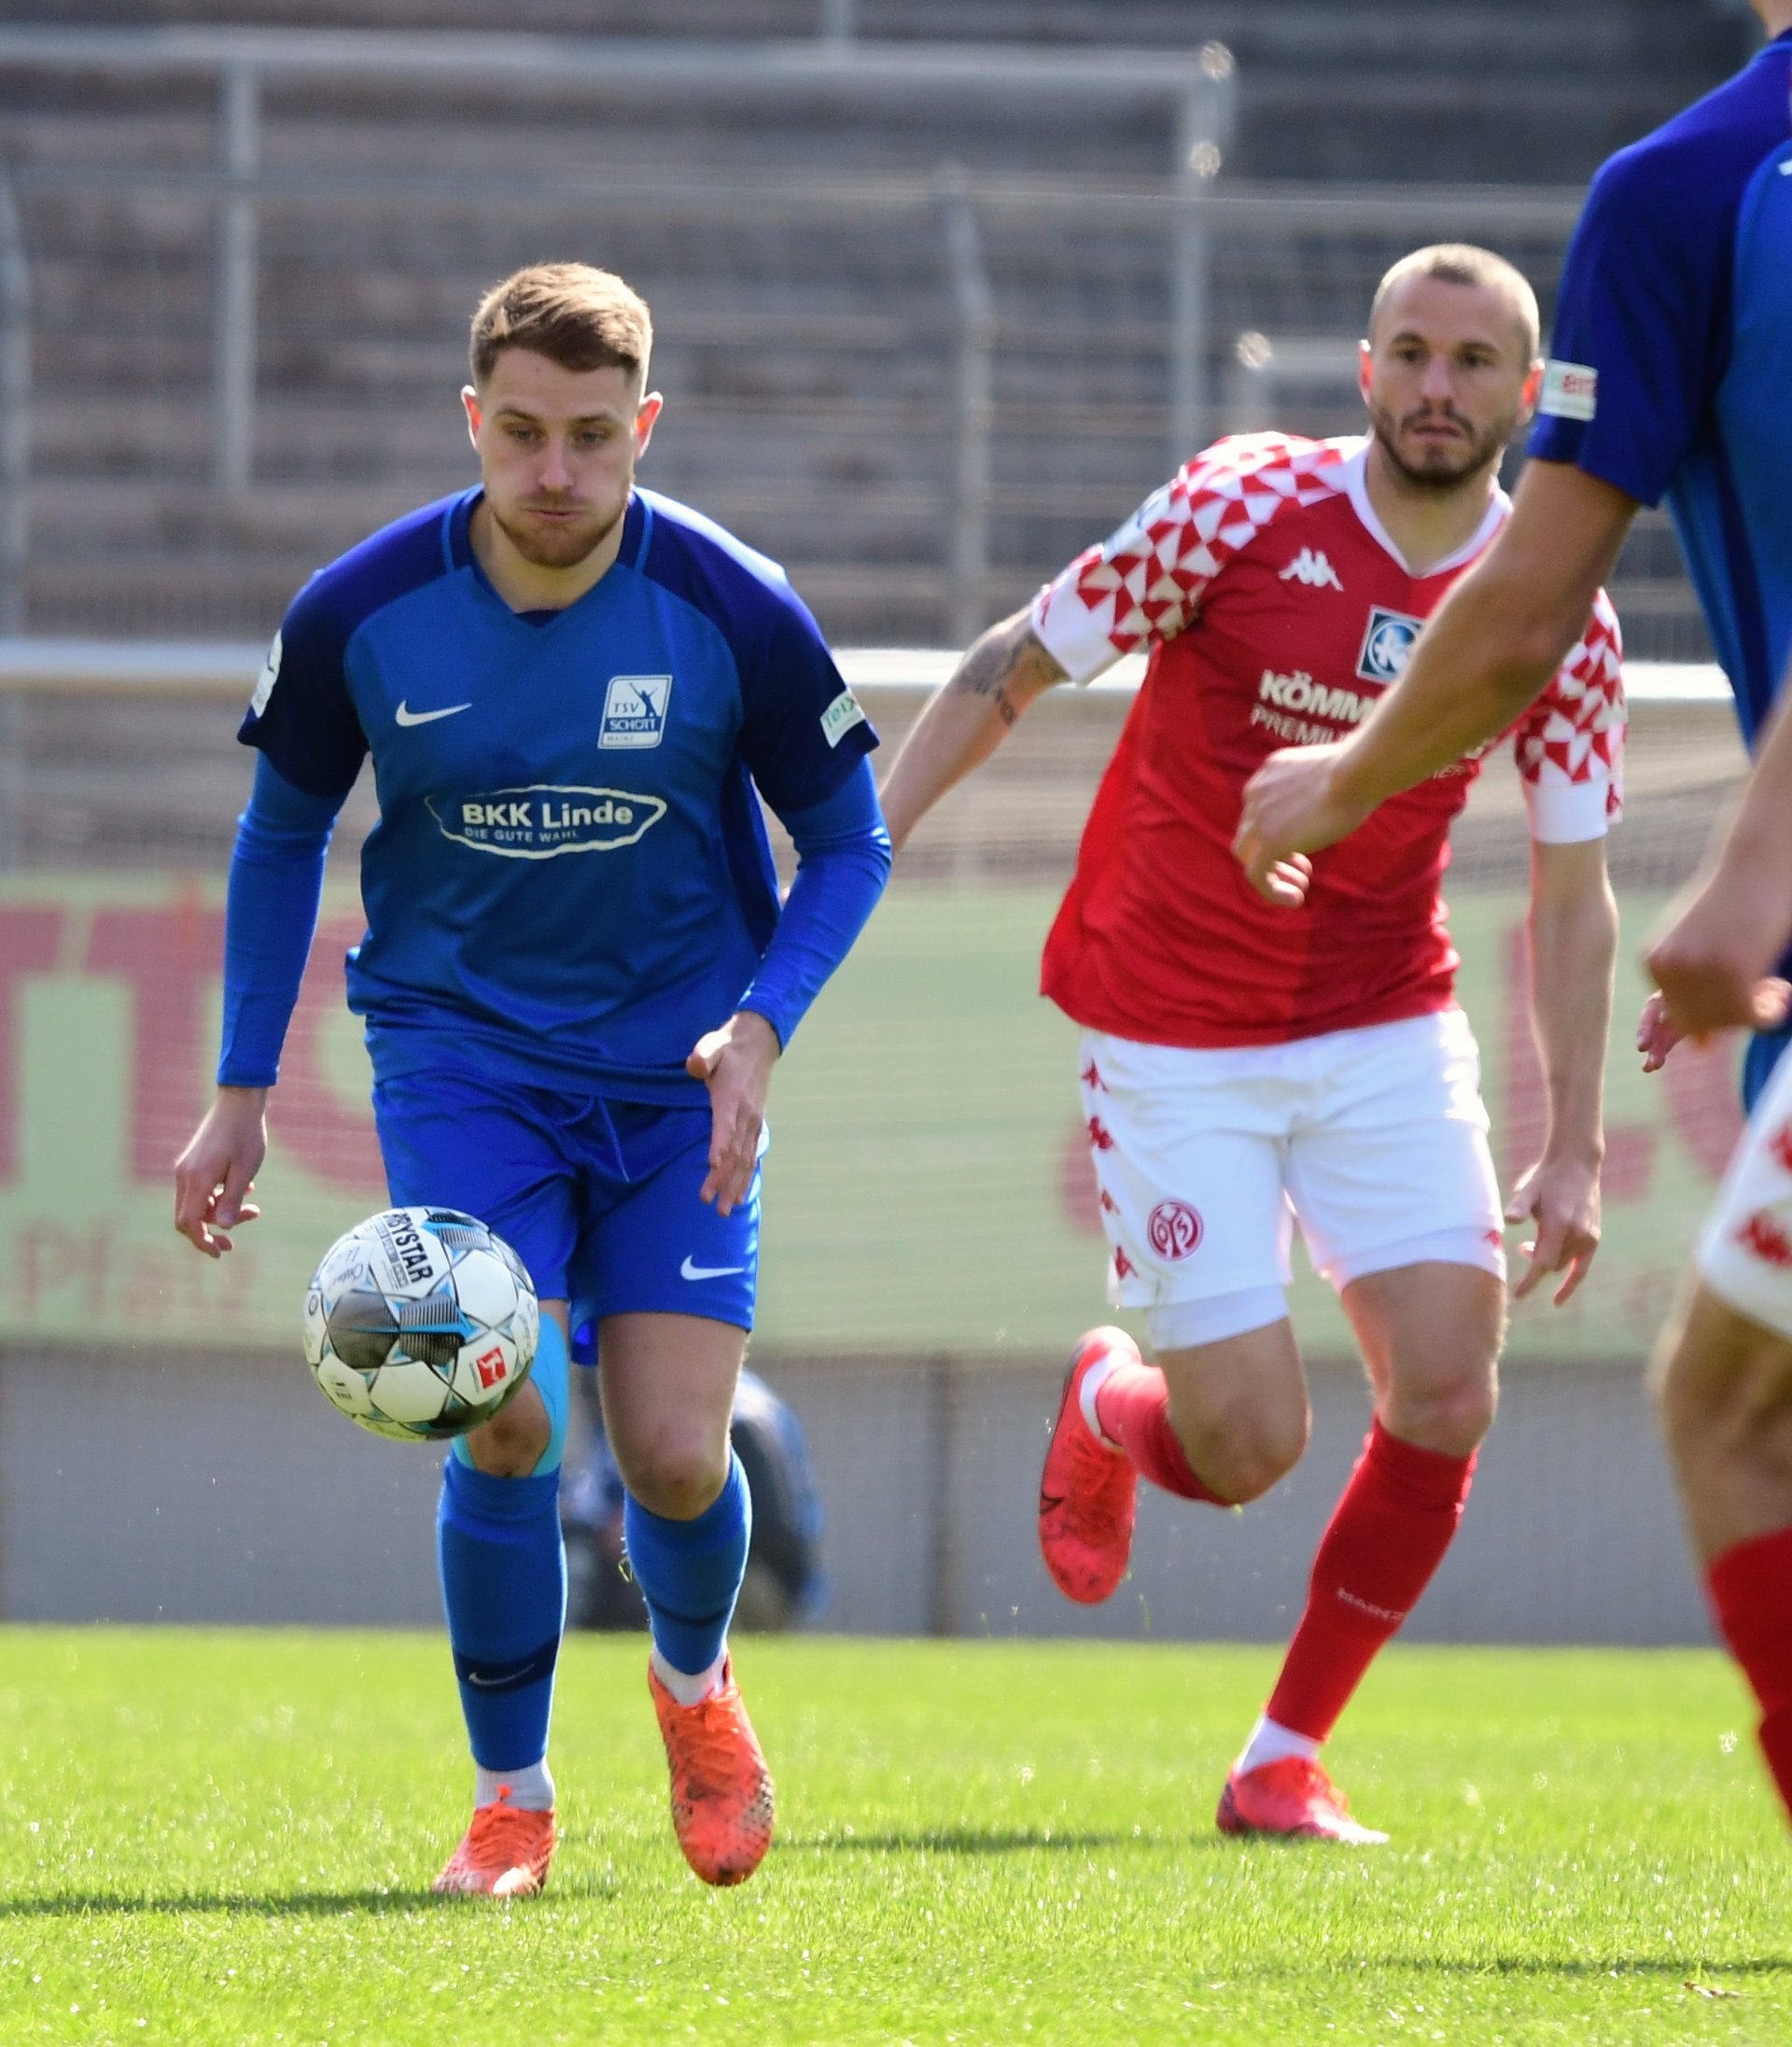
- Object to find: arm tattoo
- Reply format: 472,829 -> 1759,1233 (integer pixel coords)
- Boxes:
954,631 -> 1016,701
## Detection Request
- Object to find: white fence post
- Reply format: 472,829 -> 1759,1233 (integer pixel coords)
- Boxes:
214,61 -> 260,497
0,163 -> 29,638
939,171 -> 995,652
1169,43 -> 1235,473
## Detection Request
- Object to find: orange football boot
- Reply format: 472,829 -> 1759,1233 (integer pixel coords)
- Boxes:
649,1656 -> 775,1886
1216,1757 -> 1388,1844
1038,1326 -> 1140,1605
432,1785 -> 557,1896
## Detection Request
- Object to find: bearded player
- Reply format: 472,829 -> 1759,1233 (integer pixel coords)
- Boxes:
880,245 -> 1623,1843
173,264 -> 889,1893
1238,7 -> 1792,1827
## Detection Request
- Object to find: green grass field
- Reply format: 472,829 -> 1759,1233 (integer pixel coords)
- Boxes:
1,1632 -> 1786,2045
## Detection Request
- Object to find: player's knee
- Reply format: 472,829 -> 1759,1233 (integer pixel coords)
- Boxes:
1383,1374 -> 1496,1458
1181,1399 -> 1309,1504
463,1387 -> 554,1479
613,1424 -> 730,1521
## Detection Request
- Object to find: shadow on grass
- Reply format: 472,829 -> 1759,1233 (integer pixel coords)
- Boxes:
0,1883 -> 618,1918
1403,1956 -> 1791,1981
782,1827 -> 1231,1856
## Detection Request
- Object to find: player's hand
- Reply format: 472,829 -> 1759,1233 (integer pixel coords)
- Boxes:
1635,989 -> 1685,1073
174,1086 -> 269,1258
687,1010 -> 781,1217
1233,742 -> 1371,902
1504,1152 -> 1601,1306
1645,876 -> 1792,1043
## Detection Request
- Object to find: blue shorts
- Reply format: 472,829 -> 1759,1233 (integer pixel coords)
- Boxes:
371,1069 -> 762,1339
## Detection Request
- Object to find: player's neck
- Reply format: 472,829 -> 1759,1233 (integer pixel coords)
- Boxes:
1360,440 -> 1500,579
467,497 -> 627,613
1757,3 -> 1792,40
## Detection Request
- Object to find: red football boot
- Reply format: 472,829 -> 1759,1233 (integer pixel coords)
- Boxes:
1216,1757 -> 1388,1844
432,1786 -> 557,1896
649,1656 -> 775,1886
1038,1326 -> 1140,1605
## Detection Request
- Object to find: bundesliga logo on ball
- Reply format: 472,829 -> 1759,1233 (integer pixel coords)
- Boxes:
302,1207 -> 539,1441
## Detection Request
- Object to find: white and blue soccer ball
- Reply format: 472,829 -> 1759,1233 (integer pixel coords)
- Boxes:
302,1207 -> 539,1443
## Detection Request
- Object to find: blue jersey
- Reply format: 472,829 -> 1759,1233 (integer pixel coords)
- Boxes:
239,487 -> 877,1105
1529,31 -> 1792,745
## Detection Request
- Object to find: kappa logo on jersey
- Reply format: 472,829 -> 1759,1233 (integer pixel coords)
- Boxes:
1279,548 -> 1343,591
1356,607 -> 1424,685
249,630 -> 282,718
1539,358 -> 1599,423
598,674 -> 672,750
820,688 -> 867,749
427,785 -> 668,858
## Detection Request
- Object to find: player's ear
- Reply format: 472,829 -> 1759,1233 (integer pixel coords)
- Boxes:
634,389 -> 665,455
1356,338 -> 1374,406
1518,358 -> 1545,423
461,385 -> 483,449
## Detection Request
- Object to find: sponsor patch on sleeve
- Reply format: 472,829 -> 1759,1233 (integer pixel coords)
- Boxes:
1538,359 -> 1598,423
819,688 -> 867,749
248,629 -> 282,718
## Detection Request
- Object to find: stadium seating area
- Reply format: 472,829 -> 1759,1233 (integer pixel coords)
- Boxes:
0,2 -> 1756,646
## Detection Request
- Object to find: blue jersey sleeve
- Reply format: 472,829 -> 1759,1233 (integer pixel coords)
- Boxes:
1528,144 -> 1730,507
737,757 -> 890,1048
735,584 -> 878,816
217,754 -> 344,1087
237,574 -> 371,801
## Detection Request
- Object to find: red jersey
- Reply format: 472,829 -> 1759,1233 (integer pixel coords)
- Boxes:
1031,434 -> 1625,1048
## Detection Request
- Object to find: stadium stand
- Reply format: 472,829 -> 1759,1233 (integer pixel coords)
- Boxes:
0,2 -> 1755,649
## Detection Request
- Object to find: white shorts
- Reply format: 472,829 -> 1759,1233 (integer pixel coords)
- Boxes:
1697,1046 -> 1792,1340
1080,1010 -> 1506,1348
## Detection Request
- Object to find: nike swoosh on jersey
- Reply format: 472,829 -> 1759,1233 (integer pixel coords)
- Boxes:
395,700 -> 473,726
680,1256 -> 745,1281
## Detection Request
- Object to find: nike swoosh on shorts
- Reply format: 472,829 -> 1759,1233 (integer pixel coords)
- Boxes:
681,1256 -> 745,1281
396,700 -> 472,726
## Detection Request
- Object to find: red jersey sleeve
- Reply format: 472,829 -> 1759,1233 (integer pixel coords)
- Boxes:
1029,433 -> 1351,684
1510,587 -> 1626,842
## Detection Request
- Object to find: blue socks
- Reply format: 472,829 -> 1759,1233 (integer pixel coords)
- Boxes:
624,1451 -> 752,1678
437,1458 -> 566,1774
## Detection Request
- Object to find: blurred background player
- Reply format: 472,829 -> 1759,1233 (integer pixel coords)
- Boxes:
172,263 -> 889,1893
1235,4 -> 1792,1824
880,245 -> 1623,1843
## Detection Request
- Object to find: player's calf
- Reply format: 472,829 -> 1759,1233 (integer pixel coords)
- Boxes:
1651,1283 -> 1792,1560
1155,1317 -> 1310,1505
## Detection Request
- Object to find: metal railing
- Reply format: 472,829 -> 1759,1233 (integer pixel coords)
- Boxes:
0,27 -> 1706,653
0,23 -> 1236,497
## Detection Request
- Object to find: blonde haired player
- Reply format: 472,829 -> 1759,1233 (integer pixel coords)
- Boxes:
881,246 -> 1624,1842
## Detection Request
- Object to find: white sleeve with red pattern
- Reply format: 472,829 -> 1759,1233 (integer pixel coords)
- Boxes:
1512,588 -> 1626,843
1029,434 -> 1351,685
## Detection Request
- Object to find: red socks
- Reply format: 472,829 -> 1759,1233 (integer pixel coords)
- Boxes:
1266,1419 -> 1476,1743
1093,1358 -> 1231,1505
1706,1526 -> 1792,1823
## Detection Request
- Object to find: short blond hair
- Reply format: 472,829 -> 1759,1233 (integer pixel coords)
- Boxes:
469,262 -> 653,386
1367,244 -> 1540,361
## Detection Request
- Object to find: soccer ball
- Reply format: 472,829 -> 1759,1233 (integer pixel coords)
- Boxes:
302,1207 -> 539,1443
